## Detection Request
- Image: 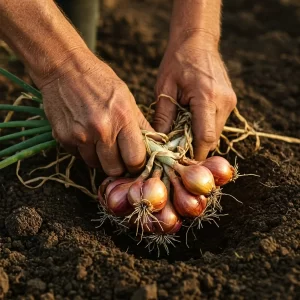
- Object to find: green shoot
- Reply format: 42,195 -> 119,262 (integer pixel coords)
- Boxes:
0,140 -> 57,169
0,132 -> 54,158
0,126 -> 51,142
0,120 -> 50,129
0,104 -> 46,117
0,67 -> 42,101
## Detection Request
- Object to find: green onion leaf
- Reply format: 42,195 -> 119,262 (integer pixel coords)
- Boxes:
0,67 -> 42,100
0,140 -> 57,169
0,132 -> 54,158
0,120 -> 50,128
0,104 -> 46,117
0,125 -> 52,142
30,96 -> 43,103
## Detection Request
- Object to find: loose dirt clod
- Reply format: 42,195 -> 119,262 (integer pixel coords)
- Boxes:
0,268 -> 9,299
260,237 -> 278,255
40,293 -> 55,300
27,278 -> 47,293
131,283 -> 157,300
5,206 -> 42,236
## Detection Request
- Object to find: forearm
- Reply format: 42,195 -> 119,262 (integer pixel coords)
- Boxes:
0,0 -> 89,87
169,0 -> 221,49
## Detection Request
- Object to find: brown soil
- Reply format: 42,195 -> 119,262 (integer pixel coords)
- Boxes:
0,0 -> 300,299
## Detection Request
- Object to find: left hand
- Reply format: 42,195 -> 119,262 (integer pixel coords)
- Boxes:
153,32 -> 237,161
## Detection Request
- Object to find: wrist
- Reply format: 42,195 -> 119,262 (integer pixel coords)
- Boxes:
30,47 -> 92,89
36,48 -> 122,94
168,0 -> 221,51
168,28 -> 220,52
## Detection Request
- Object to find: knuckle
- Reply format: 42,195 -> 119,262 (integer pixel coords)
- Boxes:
223,89 -> 237,109
125,154 -> 145,172
115,105 -> 132,123
154,77 -> 176,100
205,88 -> 217,100
154,85 -> 161,97
210,141 -> 218,151
193,97 -> 216,113
229,91 -> 237,109
72,124 -> 88,144
198,82 -> 218,100
89,118 -> 111,142
155,82 -> 166,97
113,82 -> 132,103
153,111 -> 171,127
202,130 -> 216,145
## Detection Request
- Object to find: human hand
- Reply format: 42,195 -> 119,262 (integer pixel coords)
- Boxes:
39,50 -> 153,176
153,32 -> 237,161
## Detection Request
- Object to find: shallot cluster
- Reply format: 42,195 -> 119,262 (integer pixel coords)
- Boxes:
94,101 -> 242,255
96,152 -> 239,255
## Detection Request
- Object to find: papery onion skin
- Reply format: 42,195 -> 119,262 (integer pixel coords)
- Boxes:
153,198 -> 182,233
167,220 -> 182,234
106,177 -> 135,198
106,183 -> 134,217
127,181 -> 144,207
98,177 -> 116,206
201,156 -> 235,186
142,178 -> 167,211
128,178 -> 167,212
174,163 -> 215,196
171,175 -> 208,218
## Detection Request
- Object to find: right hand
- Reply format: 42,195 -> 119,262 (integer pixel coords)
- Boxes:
153,32 -> 237,161
38,49 -> 153,176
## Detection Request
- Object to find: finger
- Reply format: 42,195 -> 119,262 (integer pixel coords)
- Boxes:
152,82 -> 177,134
96,140 -> 125,176
117,121 -> 146,174
128,92 -> 155,132
190,98 -> 217,161
135,105 -> 155,132
212,91 -> 237,151
136,106 -> 164,143
78,144 -> 101,169
212,112 -> 228,151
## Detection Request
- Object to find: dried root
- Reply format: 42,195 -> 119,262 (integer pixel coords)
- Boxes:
16,153 -> 98,200
92,204 -> 117,225
125,199 -> 163,238
144,233 -> 180,257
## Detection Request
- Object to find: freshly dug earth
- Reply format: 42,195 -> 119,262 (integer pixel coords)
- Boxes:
0,0 -> 300,299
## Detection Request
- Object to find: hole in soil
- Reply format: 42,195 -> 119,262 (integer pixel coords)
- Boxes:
76,178 -> 259,262
19,153 -> 272,262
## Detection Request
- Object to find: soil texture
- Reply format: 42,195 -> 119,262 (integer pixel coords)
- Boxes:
0,0 -> 300,299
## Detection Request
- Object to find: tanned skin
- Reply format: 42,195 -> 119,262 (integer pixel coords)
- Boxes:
0,0 -> 236,174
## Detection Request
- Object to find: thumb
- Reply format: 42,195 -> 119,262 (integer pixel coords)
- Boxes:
190,97 -> 217,161
136,106 -> 155,132
152,81 -> 177,134
129,92 -> 155,132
